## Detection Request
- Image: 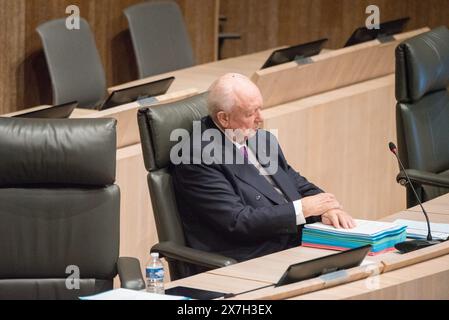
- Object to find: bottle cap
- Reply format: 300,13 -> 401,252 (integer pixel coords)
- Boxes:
151,252 -> 159,258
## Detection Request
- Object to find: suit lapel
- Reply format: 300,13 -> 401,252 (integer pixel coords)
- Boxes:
202,117 -> 300,204
248,131 -> 301,202
270,168 -> 301,201
232,163 -> 287,205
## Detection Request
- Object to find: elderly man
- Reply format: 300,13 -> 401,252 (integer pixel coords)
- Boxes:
172,73 -> 354,269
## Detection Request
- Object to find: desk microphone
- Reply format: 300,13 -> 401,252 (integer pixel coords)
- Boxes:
388,142 -> 443,253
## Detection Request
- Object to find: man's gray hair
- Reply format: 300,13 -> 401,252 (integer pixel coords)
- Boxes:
207,73 -> 261,120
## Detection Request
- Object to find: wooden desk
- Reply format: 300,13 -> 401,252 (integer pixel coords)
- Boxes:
110,28 -> 428,111
70,108 -> 97,118
293,252 -> 449,300
1,105 -> 52,117
108,47 -> 283,94
407,193 -> 449,215
291,210 -> 449,300
207,246 -> 334,284
165,202 -> 449,300
71,88 -> 198,148
252,28 -> 428,108
165,273 -> 265,295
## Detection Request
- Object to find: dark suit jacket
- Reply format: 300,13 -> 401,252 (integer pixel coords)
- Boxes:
171,116 -> 323,263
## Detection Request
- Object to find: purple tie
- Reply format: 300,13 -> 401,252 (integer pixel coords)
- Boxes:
241,145 -> 248,161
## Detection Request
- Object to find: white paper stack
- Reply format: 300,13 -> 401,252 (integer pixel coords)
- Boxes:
79,288 -> 189,300
394,219 -> 449,241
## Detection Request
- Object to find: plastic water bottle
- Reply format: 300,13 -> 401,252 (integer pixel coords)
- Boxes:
146,252 -> 165,294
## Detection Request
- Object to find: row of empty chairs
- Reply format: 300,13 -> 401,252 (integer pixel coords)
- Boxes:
37,1 -> 195,109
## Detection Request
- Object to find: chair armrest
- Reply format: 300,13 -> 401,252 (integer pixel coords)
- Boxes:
117,257 -> 145,290
397,169 -> 449,188
151,241 -> 237,269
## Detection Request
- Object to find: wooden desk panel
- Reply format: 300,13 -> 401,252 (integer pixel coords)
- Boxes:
252,28 -> 429,108
109,28 -> 427,112
72,88 -> 198,148
108,48 -> 280,94
384,209 -> 449,224
70,108 -> 98,117
262,74 -> 405,220
1,104 -> 51,117
293,253 -> 449,300
166,273 -> 266,295
408,193 -> 449,215
208,246 -> 333,284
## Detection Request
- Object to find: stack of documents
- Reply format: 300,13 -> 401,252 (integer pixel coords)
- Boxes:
302,219 -> 407,255
394,219 -> 449,241
79,288 -> 189,300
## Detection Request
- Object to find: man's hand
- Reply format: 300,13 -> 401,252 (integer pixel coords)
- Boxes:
322,209 -> 356,229
302,193 -> 342,218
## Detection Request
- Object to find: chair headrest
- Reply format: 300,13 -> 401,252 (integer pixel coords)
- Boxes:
0,118 -> 116,186
138,93 -> 208,171
396,26 -> 449,103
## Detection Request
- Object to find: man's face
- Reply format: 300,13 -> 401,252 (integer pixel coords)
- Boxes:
218,91 -> 264,143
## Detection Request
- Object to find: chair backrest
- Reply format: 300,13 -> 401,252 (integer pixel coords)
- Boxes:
395,26 -> 449,204
0,118 -> 119,299
137,93 -> 208,249
37,18 -> 106,109
125,1 -> 195,78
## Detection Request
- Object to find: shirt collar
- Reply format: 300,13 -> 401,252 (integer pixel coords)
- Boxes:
212,118 -> 247,150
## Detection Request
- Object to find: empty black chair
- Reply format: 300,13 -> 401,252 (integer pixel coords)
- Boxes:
125,1 -> 195,78
137,93 -> 236,280
395,26 -> 449,207
37,18 -> 106,109
0,118 -> 144,299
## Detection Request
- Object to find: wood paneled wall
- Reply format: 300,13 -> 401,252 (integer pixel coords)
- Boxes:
0,0 -> 218,114
220,0 -> 449,58
2,0 -> 449,115
0,0 -> 26,116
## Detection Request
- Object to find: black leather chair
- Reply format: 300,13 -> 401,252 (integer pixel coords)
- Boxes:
137,93 -> 237,281
124,1 -> 195,78
37,18 -> 106,109
395,26 -> 449,208
0,118 -> 144,299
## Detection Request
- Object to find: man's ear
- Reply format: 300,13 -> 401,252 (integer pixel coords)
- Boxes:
216,111 -> 229,128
